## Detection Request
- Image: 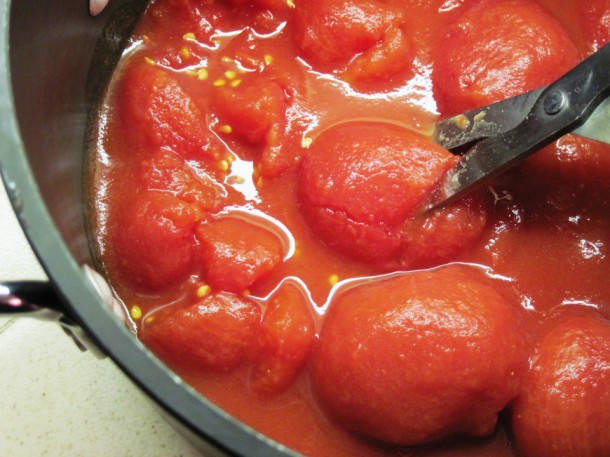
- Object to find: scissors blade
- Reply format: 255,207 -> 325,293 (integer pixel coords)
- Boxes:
429,96 -> 610,211
434,88 -> 545,150
425,42 -> 610,213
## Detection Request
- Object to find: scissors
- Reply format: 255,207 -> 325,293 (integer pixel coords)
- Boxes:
425,41 -> 610,212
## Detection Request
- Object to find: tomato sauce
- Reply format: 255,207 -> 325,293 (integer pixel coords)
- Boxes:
89,0 -> 610,456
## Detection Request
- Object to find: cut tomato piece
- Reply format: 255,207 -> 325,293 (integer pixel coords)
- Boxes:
143,292 -> 262,372
212,71 -> 304,178
213,74 -> 286,145
144,0 -> 227,42
196,216 -> 284,293
250,281 -> 316,395
399,193 -> 488,269
342,26 -> 413,86
140,149 -> 227,212
523,134 -> 610,193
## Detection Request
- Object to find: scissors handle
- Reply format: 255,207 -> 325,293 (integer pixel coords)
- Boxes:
531,41 -> 610,139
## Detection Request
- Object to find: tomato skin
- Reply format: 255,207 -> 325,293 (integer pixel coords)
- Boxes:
312,265 -> 531,446
512,310 -> 610,457
143,293 -> 262,372
299,122 -> 461,265
434,0 -> 579,116
113,190 -> 201,290
250,281 -> 316,395
294,0 -> 405,71
118,62 -> 217,158
196,216 -> 284,293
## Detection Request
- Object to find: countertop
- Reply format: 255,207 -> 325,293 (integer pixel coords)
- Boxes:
0,182 -> 204,457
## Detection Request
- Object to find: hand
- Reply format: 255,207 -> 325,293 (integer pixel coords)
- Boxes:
90,0 -> 109,16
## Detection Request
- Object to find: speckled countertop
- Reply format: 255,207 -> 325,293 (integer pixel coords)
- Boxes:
0,182 -> 204,457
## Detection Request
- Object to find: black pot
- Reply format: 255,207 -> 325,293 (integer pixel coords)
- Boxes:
0,1 -> 296,455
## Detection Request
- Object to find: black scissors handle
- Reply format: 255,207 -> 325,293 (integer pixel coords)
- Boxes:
426,42 -> 610,212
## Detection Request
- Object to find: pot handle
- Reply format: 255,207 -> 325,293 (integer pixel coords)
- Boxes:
0,280 -> 65,313
2,266 -> 136,323
0,280 -> 107,358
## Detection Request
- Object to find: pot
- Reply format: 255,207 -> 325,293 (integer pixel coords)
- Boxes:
0,1 -> 295,455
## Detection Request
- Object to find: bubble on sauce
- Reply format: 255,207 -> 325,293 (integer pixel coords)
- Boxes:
578,239 -> 606,260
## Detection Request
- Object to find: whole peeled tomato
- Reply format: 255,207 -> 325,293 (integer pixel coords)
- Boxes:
117,61 -> 217,159
293,0 -> 405,70
112,190 -> 201,290
520,134 -> 610,197
293,0 -> 413,86
341,25 -> 413,86
299,122 -> 457,263
434,0 -> 579,116
312,265 -> 531,446
512,310 -> 610,457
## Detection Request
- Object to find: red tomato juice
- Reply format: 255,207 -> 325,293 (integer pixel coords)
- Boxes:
89,0 -> 610,456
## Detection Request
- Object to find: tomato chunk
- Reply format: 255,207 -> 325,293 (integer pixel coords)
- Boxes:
250,281 -> 316,395
299,122 -> 463,265
196,216 -> 284,293
213,74 -> 286,146
118,61 -> 217,158
312,265 -> 531,446
113,190 -> 201,290
143,292 -> 262,372
140,149 -> 227,212
512,310 -> 610,457
213,69 -> 306,178
434,0 -> 579,116
399,194 -> 488,269
294,0 -> 405,72
342,26 -> 412,86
